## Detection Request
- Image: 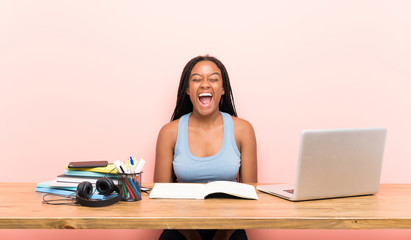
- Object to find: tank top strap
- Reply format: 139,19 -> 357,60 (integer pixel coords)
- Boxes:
175,112 -> 191,157
221,112 -> 241,157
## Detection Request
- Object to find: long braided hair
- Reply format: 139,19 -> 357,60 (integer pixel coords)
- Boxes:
171,55 -> 238,121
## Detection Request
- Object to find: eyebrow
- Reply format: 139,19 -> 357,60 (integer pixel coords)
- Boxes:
190,72 -> 221,78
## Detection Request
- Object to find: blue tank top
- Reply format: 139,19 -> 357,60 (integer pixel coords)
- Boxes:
173,112 -> 241,183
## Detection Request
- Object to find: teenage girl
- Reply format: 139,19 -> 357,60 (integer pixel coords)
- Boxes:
154,55 -> 257,240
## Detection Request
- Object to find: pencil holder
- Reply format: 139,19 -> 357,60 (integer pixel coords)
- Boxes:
117,172 -> 142,201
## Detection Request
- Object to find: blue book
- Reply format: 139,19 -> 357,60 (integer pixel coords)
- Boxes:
37,181 -> 77,191
35,187 -> 77,196
35,187 -> 118,200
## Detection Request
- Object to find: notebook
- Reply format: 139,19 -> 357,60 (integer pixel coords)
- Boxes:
257,128 -> 387,201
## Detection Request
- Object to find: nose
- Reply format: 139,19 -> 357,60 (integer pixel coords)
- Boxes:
200,79 -> 211,88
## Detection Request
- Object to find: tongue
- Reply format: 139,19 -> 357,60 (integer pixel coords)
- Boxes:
199,96 -> 212,105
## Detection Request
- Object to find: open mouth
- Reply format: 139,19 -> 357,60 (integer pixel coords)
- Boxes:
198,92 -> 213,106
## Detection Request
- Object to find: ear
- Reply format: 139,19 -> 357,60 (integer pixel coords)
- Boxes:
222,89 -> 225,95
186,88 -> 189,95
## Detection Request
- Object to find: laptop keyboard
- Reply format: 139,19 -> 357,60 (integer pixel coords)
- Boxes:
284,189 -> 294,194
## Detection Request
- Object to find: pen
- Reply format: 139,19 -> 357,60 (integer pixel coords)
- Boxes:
122,182 -> 128,199
121,176 -> 136,199
128,176 -> 141,199
114,160 -> 124,173
119,161 -> 128,174
134,176 -> 141,196
129,157 -> 135,174
129,157 -> 137,181
135,158 -> 145,173
125,161 -> 130,173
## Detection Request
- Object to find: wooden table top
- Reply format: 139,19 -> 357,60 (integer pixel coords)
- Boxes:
1,183 -> 411,229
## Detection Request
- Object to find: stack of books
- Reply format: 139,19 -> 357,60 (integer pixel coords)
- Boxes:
35,163 -> 119,199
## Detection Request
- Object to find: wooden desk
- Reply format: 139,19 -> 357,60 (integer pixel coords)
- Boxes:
1,183 -> 411,229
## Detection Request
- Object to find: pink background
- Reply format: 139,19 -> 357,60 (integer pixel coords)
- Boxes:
1,0 -> 410,239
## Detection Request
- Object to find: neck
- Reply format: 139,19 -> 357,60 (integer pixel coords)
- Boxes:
190,111 -> 222,127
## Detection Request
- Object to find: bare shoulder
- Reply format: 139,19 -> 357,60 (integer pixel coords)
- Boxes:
231,116 -> 255,134
231,116 -> 256,150
157,119 -> 179,144
159,119 -> 179,135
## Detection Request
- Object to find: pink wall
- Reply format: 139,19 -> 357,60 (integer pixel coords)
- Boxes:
1,1 -> 410,239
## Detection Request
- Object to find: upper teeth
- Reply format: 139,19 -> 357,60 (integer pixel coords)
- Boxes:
199,93 -> 212,97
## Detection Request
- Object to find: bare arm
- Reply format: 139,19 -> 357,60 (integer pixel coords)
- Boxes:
154,121 -> 178,183
233,117 -> 258,183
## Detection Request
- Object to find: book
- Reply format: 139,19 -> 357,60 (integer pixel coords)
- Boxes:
36,163 -> 119,199
36,171 -> 119,193
56,174 -> 119,185
65,163 -> 118,174
149,181 -> 258,200
48,180 -> 93,188
35,186 -> 77,196
35,186 -> 117,200
64,170 -> 117,178
36,181 -> 77,191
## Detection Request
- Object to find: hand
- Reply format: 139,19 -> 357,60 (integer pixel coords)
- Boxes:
212,230 -> 235,240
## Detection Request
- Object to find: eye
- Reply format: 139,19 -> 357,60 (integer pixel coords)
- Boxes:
192,78 -> 201,82
209,78 -> 218,82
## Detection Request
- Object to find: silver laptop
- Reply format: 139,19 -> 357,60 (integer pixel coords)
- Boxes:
257,128 -> 387,201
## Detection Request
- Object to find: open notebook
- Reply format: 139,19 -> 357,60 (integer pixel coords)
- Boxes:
150,181 -> 258,200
